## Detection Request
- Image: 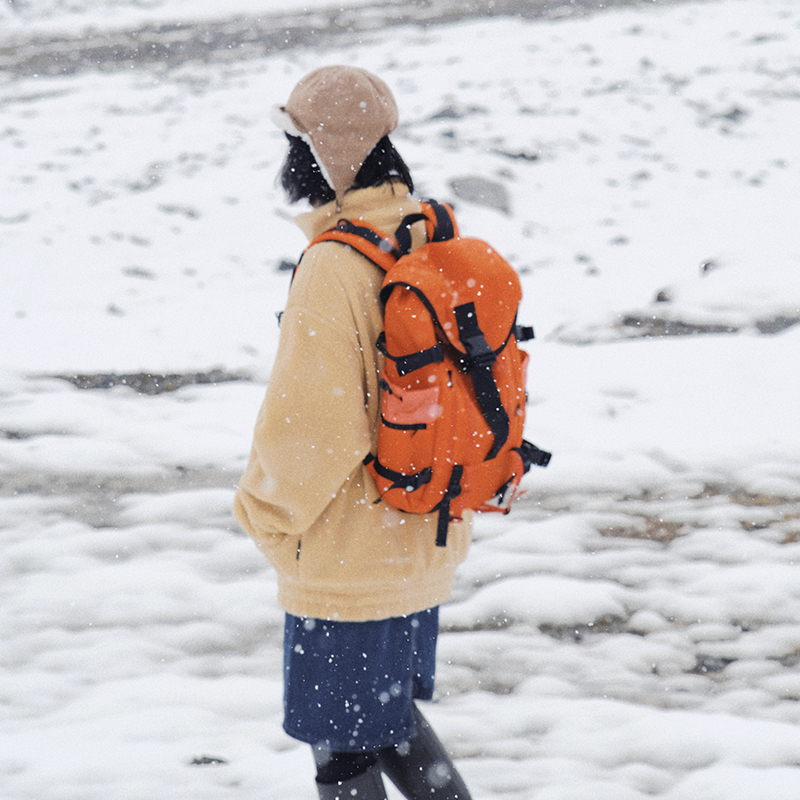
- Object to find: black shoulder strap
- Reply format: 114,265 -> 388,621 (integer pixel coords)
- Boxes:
394,199 -> 457,255
330,219 -> 402,260
394,212 -> 428,257
424,200 -> 456,242
294,219 -> 401,284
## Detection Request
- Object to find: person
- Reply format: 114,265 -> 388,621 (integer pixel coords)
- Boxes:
233,65 -> 473,800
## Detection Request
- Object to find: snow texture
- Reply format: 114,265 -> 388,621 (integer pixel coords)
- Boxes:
2,0 -> 800,798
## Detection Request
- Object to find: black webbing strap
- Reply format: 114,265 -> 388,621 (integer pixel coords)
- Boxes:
298,218 -> 400,280
515,324 -> 535,342
363,453 -> 432,494
435,465 -> 464,547
330,219 -> 401,260
515,439 -> 552,470
425,200 -> 456,242
376,332 -> 444,377
454,302 -> 510,461
395,200 -> 456,255
380,415 -> 427,433
394,213 -> 429,256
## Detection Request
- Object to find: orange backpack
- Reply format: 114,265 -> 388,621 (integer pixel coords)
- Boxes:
302,200 -> 550,546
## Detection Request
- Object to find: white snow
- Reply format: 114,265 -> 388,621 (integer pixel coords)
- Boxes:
2,0 -> 800,798
0,0 -> 371,36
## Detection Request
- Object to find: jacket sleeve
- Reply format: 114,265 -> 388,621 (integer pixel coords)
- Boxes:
233,243 -> 375,541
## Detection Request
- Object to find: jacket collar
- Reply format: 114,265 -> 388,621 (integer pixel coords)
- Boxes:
294,181 -> 416,242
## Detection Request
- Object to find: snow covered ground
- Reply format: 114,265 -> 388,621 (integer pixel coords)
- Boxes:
0,0 -> 369,34
2,0 -> 800,797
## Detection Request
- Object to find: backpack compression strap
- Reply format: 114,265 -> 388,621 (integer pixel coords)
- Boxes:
363,453 -> 432,494
454,301 -> 510,461
363,453 -> 461,548
516,439 -> 552,470
376,331 -> 444,377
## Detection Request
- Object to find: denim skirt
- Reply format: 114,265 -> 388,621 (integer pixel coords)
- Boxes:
283,607 -> 438,753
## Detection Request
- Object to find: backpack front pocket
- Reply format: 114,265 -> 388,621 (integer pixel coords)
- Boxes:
381,383 -> 442,432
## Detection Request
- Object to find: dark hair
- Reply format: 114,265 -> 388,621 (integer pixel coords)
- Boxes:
280,134 -> 414,205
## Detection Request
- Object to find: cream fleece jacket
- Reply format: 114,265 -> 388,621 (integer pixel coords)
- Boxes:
233,182 -> 472,621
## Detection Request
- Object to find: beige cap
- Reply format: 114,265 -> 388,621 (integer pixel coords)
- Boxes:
272,65 -> 399,209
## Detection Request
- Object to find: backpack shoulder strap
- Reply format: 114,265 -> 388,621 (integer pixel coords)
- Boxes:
298,218 -> 401,274
393,200 -> 459,255
294,199 -> 459,277
421,199 -> 459,242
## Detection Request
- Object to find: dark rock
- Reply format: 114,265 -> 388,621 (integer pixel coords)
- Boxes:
448,176 -> 510,214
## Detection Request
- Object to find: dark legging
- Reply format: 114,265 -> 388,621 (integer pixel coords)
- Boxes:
314,749 -> 379,784
314,704 -> 472,799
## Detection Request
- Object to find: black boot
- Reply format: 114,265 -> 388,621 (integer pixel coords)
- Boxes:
316,765 -> 388,800
378,703 -> 472,800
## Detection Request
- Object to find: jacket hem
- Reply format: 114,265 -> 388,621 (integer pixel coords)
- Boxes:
277,578 -> 454,623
